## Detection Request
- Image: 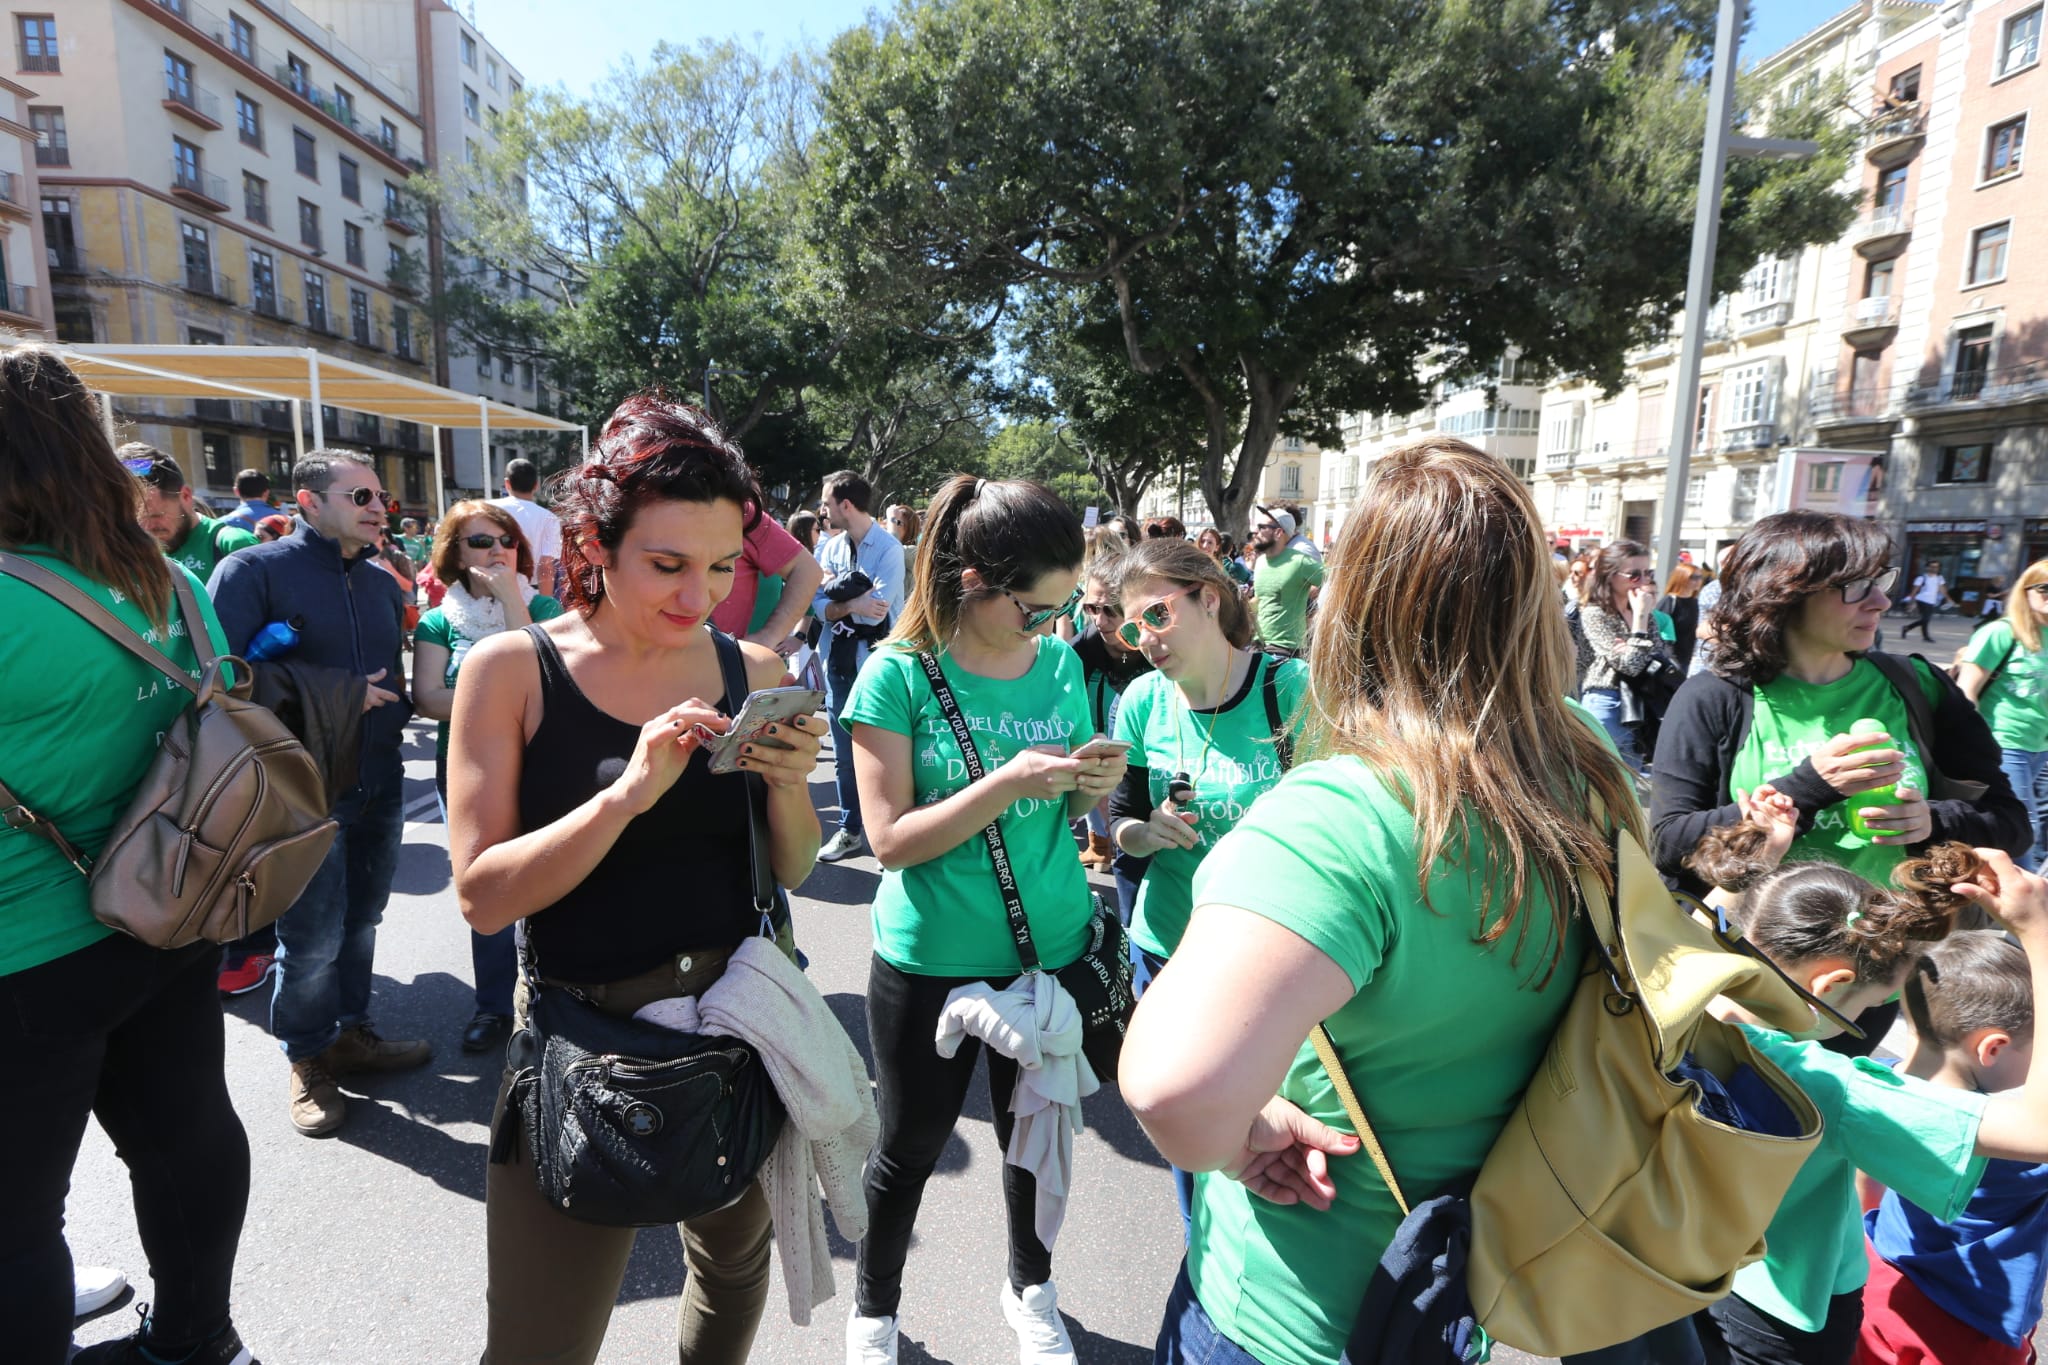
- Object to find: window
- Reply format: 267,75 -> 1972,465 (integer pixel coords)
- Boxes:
242,172 -> 267,225
1888,67 -> 1921,104
1809,461 -> 1843,493
200,432 -> 234,486
519,360 -> 533,390
303,269 -> 327,330
510,78 -> 521,101
267,440 -> 292,484
164,52 -> 194,104
293,128 -> 317,179
2000,6 -> 2042,77
379,117 -> 398,153
343,222 -> 363,267
180,222 -> 212,292
487,106 -> 499,132
1695,384 -> 1717,446
500,354 -> 513,383
1985,116 -> 2025,181
29,106 -> 65,165
298,198 -> 320,251
1278,463 -> 1302,495
460,31 -> 477,67
476,342 -> 491,378
172,137 -> 203,191
228,13 -> 254,61
1732,467 -> 1760,523
349,288 -> 371,345
236,93 -> 261,147
1952,324 -> 1995,398
465,138 -> 480,166
1586,486 -> 1607,514
1968,222 -> 2010,284
1685,472 -> 1706,512
42,195 -> 77,271
383,180 -> 404,218
285,53 -> 309,95
486,55 -> 499,90
1865,257 -> 1895,298
1741,256 -> 1793,306
517,268 -> 530,297
338,155 -> 359,202
1851,350 -> 1884,400
1876,165 -> 1909,212
1937,444 -> 1991,484
18,16 -> 58,73
249,247 -> 276,313
1725,362 -> 1777,430
463,85 -> 479,122
393,305 -> 413,359
334,87 -> 354,125
387,242 -> 405,275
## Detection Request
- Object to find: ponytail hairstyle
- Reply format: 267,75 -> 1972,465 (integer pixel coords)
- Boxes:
1903,931 -> 2034,1051
890,475 -> 1085,651
551,393 -> 761,616
1684,823 -> 1978,986
1111,536 -> 1255,649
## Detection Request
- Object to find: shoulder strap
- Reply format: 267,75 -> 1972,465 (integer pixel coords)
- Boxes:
917,650 -> 1041,973
1261,654 -> 1294,773
1310,1023 -> 1408,1216
1865,650 -> 1941,758
709,628 -> 780,928
0,554 -> 205,695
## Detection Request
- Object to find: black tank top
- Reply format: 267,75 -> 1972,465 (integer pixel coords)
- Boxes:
515,624 -> 756,982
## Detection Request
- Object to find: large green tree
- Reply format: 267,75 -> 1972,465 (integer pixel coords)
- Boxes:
811,0 -> 1857,536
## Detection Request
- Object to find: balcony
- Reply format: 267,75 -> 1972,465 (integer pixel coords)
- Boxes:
1841,295 -> 1900,347
1852,208 -> 1912,258
1865,105 -> 1928,168
163,81 -> 222,130
20,52 -> 58,75
258,402 -> 293,431
351,415 -> 382,444
48,243 -> 85,274
170,161 -> 230,212
350,320 -> 384,350
0,169 -> 24,218
1737,300 -> 1793,335
182,267 -> 233,300
305,311 -> 339,338
383,208 -> 419,236
1909,363 -> 2048,409
251,292 -> 295,323
1540,448 -> 1579,473
0,283 -> 36,320
1809,378 -> 1897,426
1717,422 -> 1777,452
394,332 -> 424,365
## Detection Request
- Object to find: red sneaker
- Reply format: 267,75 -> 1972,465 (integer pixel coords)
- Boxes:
218,952 -> 276,997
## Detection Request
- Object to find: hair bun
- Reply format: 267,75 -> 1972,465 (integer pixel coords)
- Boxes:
1891,842 -> 1988,930
1683,820 -> 1780,894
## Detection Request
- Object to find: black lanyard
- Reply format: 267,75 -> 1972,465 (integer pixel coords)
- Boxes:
916,651 -> 1042,973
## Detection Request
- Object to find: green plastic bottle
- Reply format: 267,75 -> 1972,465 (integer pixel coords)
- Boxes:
1843,717 -> 1899,838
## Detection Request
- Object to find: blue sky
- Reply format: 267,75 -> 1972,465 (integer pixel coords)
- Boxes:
476,0 -> 1859,96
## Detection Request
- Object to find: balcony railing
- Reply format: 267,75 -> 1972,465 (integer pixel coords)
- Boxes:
1865,104 -> 1928,167
1910,363 -> 2048,408
1809,378 -> 1899,424
1737,300 -> 1793,334
20,52 -> 59,75
351,415 -> 381,443
0,169 -> 22,209
1852,208 -> 1912,254
305,310 -> 339,337
163,80 -> 221,127
34,142 -> 68,167
394,332 -> 421,363
0,282 -> 35,318
1541,448 -> 1579,472
170,161 -> 229,209
1718,421 -> 1778,452
182,267 -> 233,300
1842,295 -> 1900,344
350,320 -> 383,349
258,403 -> 293,431
48,243 -> 85,274
251,292 -> 295,323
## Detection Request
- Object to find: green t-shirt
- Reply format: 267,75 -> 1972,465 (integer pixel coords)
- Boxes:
0,551 -> 231,976
399,534 -> 431,564
1112,654 -> 1309,958
1731,658 -> 1932,886
1185,754 -> 1585,1365
413,594 -> 564,758
749,573 -> 786,636
1962,618 -> 2048,752
1732,1026 -> 1985,1331
843,636 -> 1095,976
1251,546 -> 1324,652
168,515 -> 259,585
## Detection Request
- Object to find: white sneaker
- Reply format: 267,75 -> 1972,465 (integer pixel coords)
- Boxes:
72,1265 -> 127,1317
819,829 -> 867,863
846,1311 -> 899,1364
1000,1281 -> 1076,1364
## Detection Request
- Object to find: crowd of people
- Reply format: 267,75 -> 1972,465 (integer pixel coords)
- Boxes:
4,337 -> 2048,1365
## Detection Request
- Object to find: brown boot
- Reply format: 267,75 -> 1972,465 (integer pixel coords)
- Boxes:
288,1056 -> 346,1136
322,1022 -> 432,1075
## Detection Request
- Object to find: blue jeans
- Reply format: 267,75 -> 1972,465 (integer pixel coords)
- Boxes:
1581,686 -> 1644,772
271,752 -> 405,1062
440,756 -> 516,1017
1132,945 -> 1196,1236
1153,1260 -> 1260,1364
826,654 -> 863,836
2000,747 -> 2048,873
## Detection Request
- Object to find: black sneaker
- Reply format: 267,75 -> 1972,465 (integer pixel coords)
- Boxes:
72,1306 -> 258,1364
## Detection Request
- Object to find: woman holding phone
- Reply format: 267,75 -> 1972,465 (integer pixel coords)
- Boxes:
448,394 -> 822,1365
841,475 -> 1124,1365
1108,536 -> 1307,1227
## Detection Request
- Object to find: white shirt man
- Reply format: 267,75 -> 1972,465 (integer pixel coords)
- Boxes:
491,457 -> 562,592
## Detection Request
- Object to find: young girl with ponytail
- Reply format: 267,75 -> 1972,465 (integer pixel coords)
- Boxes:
1667,799 -> 2048,1365
840,475 -> 1126,1365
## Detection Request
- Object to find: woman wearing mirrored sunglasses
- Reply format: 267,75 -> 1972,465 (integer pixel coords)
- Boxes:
1576,538 -> 1677,774
412,500 -> 562,1052
840,474 -> 1123,1363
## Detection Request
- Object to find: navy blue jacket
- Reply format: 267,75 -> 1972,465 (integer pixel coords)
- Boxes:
207,522 -> 413,762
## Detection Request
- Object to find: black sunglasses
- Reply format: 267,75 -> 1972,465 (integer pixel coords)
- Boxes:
319,485 -> 380,507
464,533 -> 519,550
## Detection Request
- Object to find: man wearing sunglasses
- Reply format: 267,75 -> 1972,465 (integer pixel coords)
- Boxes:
127,446 -> 260,586
1248,505 -> 1324,658
208,449 -> 429,1136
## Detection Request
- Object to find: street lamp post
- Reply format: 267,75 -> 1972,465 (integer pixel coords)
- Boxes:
1654,0 -> 1818,583
702,365 -> 754,420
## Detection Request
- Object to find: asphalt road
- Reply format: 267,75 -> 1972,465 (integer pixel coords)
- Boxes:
63,611 -> 1995,1363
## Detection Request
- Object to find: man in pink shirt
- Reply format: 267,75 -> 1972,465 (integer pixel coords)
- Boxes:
709,508 -> 825,650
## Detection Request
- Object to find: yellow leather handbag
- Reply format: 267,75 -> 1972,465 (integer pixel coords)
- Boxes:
1464,817 -> 1850,1357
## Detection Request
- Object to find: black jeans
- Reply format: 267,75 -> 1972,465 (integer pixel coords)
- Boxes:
1697,1290 -> 1863,1365
1902,600 -> 1936,640
855,954 -> 1051,1319
0,934 -> 251,1364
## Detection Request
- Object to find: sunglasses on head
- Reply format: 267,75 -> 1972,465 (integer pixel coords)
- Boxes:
464,533 -> 519,550
320,485 -> 380,507
1838,566 -> 1898,604
1005,584 -> 1083,631
1116,585 -> 1197,648
120,456 -> 157,476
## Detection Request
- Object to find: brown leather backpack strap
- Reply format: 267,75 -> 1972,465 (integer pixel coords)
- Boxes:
0,554 -> 202,697
167,567 -> 218,672
0,771 -> 95,876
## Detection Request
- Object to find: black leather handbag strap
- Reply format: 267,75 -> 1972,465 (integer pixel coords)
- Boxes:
917,650 -> 1041,973
707,627 -> 780,926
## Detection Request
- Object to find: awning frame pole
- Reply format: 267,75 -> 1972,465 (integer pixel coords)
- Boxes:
430,424 -> 445,522
290,399 -> 305,465
306,351 -> 325,449
479,396 -> 492,494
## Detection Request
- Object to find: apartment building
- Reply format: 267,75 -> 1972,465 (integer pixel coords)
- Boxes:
1808,0 -> 2048,588
0,69 -> 52,335
31,0 -> 439,513
1137,435 -> 1323,537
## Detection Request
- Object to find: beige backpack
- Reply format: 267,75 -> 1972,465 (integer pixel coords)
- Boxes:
0,554 -> 338,948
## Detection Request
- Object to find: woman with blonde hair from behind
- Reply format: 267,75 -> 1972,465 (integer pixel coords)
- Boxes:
1956,557 -> 2048,871
1121,436 -> 1640,1364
